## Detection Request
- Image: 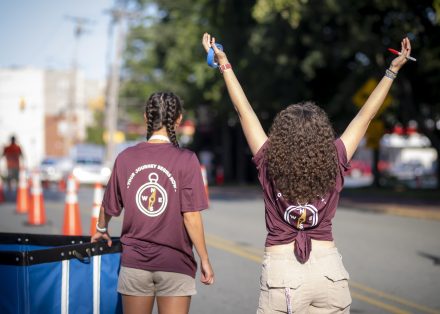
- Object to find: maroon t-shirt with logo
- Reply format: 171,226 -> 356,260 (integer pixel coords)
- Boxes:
252,138 -> 350,263
103,142 -> 208,278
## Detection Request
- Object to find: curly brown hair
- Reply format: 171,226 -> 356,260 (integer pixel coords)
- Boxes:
267,101 -> 338,204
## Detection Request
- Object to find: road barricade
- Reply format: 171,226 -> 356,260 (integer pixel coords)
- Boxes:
0,233 -> 122,314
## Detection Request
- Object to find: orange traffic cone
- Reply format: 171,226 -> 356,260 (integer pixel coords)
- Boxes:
90,183 -> 103,235
28,171 -> 46,225
16,168 -> 29,214
201,166 -> 209,206
62,174 -> 82,235
0,176 -> 5,204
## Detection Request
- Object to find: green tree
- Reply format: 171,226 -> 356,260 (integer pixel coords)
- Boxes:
86,111 -> 105,145
251,0 -> 440,187
122,0 -> 440,187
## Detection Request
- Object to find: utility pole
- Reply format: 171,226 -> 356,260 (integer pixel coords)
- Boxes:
65,16 -> 93,156
104,3 -> 139,164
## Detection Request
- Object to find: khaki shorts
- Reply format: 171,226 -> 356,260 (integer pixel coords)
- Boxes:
118,266 -> 197,297
257,246 -> 351,314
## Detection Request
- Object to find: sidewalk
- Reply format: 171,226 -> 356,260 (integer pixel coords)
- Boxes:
209,185 -> 440,221
340,187 -> 440,220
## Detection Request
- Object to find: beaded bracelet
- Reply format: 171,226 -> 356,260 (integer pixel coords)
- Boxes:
219,63 -> 232,74
385,68 -> 397,80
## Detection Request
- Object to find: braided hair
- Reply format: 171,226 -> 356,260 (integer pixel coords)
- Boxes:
145,92 -> 183,147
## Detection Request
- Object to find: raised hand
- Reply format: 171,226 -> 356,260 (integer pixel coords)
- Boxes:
389,37 -> 411,72
202,32 -> 229,65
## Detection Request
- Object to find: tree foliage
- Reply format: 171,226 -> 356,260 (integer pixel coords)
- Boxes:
122,0 -> 440,185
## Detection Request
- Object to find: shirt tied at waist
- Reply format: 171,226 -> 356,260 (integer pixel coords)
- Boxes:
294,231 -> 312,263
292,220 -> 334,263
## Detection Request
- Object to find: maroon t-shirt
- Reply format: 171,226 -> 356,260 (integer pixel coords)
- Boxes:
103,142 -> 208,278
252,138 -> 350,263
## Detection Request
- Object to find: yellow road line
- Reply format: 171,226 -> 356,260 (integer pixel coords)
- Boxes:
206,235 -> 261,263
350,281 -> 440,314
206,234 -> 440,314
206,234 -> 264,257
350,291 -> 412,314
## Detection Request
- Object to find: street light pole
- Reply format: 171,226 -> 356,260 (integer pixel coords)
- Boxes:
105,9 -> 126,164
65,16 -> 93,156
104,4 -> 139,164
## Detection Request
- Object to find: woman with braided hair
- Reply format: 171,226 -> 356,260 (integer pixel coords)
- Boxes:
203,33 -> 411,313
92,91 -> 214,314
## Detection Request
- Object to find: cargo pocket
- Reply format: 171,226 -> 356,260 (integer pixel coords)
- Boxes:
267,261 -> 303,313
323,254 -> 352,310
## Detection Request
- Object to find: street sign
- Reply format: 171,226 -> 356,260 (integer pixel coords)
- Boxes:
366,119 -> 385,149
352,78 -> 393,116
103,130 -> 125,144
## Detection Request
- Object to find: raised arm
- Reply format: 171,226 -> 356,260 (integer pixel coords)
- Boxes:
341,37 -> 412,161
202,33 -> 267,155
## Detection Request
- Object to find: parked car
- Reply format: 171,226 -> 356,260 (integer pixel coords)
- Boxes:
72,157 -> 111,185
346,160 -> 372,178
388,161 -> 426,181
39,157 -> 73,183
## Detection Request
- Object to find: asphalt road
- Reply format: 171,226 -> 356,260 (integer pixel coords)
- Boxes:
0,186 -> 439,314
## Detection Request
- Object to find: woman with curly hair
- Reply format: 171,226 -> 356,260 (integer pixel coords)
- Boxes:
202,33 -> 411,313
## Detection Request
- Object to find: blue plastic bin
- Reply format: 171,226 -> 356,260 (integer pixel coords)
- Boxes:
0,233 -> 122,314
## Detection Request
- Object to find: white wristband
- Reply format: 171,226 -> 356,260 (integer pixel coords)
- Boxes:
96,222 -> 107,233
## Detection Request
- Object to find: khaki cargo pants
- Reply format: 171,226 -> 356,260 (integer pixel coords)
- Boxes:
257,246 -> 351,314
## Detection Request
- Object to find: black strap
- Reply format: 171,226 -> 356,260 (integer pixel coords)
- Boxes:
0,233 -> 122,266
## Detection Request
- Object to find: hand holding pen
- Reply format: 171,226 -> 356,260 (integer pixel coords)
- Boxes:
388,48 -> 416,61
388,37 -> 412,74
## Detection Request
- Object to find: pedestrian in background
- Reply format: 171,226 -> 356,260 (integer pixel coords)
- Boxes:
203,33 -> 411,313
92,92 -> 214,314
2,135 -> 23,192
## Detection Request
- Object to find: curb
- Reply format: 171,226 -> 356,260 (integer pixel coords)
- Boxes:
339,200 -> 440,221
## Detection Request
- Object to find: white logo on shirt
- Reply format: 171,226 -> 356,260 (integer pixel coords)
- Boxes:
284,204 -> 319,230
135,172 -> 168,217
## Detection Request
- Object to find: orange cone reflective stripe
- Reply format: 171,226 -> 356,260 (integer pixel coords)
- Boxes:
28,171 -> 46,225
90,182 -> 103,235
16,168 -> 29,214
62,174 -> 82,235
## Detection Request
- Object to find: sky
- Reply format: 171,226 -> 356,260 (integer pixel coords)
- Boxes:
0,0 -> 114,81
